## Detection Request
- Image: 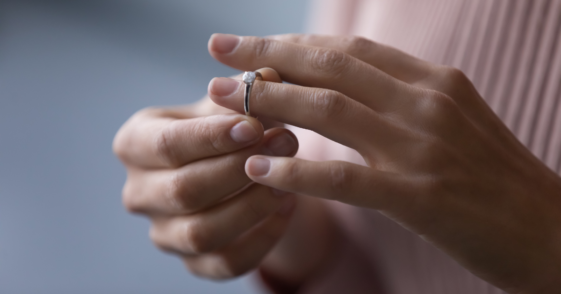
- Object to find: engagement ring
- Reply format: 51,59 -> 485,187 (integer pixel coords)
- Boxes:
243,71 -> 262,117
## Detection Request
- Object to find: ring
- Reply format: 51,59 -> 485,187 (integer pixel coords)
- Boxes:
243,71 -> 262,116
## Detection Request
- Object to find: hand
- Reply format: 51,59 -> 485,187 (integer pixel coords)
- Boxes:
207,33 -> 561,293
113,69 -> 301,279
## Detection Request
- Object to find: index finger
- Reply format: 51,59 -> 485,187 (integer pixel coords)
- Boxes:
114,112 -> 264,168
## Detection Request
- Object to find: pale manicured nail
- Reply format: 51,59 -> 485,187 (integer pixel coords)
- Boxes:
210,78 -> 239,97
277,196 -> 296,216
265,133 -> 297,156
230,121 -> 259,143
210,33 -> 240,54
247,157 -> 270,177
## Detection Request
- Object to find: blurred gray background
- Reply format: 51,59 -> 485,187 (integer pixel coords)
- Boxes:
0,0 -> 309,293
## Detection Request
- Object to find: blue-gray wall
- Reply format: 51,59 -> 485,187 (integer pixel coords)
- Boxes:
0,1 -> 308,293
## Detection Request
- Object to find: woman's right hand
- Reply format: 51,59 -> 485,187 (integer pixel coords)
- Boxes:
112,69 -> 300,279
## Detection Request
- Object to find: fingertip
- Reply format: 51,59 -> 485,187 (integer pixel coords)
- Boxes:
208,78 -> 243,113
245,156 -> 271,178
246,115 -> 265,134
256,67 -> 282,83
230,120 -> 260,144
208,33 -> 241,55
262,130 -> 298,157
208,77 -> 240,97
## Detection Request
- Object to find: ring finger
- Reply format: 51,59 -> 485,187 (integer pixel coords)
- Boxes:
209,77 -> 413,158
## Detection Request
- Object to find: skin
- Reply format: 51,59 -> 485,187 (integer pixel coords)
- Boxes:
114,33 -> 561,293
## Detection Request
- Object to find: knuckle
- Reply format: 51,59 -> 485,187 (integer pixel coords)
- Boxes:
182,220 -> 211,254
166,173 -> 201,213
309,90 -> 347,120
280,160 -> 302,188
148,226 -> 167,251
135,106 -> 160,118
193,116 -> 228,154
328,163 -> 353,196
310,48 -> 349,77
432,66 -> 474,95
122,180 -> 143,213
212,254 -> 248,279
284,33 -> 305,43
429,91 -> 457,115
418,90 -> 460,128
441,67 -> 471,87
113,107 -> 165,163
112,128 -> 129,161
252,81 -> 271,107
299,34 -> 323,44
252,37 -> 273,60
183,260 -> 209,280
344,36 -> 374,56
154,121 -> 179,167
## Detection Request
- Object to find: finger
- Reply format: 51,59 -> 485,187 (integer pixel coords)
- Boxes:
114,112 -> 264,168
245,156 -> 415,211
208,33 -> 415,112
268,34 -> 435,84
254,67 -> 282,83
114,67 -> 282,169
188,67 -> 283,117
245,67 -> 284,130
208,77 -> 409,155
150,185 -> 295,255
122,128 -> 299,215
182,197 -> 296,280
267,34 -> 494,130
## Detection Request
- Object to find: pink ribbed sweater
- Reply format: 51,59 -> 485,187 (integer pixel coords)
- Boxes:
282,0 -> 561,293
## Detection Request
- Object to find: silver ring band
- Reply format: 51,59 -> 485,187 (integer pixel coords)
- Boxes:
243,71 -> 262,116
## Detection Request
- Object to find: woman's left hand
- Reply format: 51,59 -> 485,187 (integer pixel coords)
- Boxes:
207,33 -> 561,293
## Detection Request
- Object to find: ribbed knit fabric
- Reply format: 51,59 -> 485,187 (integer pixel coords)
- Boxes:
272,1 -> 561,293
309,0 -> 561,172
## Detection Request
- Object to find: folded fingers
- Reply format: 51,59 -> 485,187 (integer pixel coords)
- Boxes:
114,68 -> 283,170
181,201 -> 294,280
122,128 -> 299,216
149,184 -> 295,256
114,112 -> 264,169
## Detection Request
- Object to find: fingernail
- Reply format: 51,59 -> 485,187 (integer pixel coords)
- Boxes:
277,196 -> 296,216
230,121 -> 259,143
210,33 -> 240,54
209,78 -> 239,97
246,157 -> 270,177
264,133 -> 297,156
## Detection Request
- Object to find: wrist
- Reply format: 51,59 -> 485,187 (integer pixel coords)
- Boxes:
502,163 -> 561,294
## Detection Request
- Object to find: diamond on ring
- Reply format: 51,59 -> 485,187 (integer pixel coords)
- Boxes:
243,71 -> 262,117
243,71 -> 257,84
